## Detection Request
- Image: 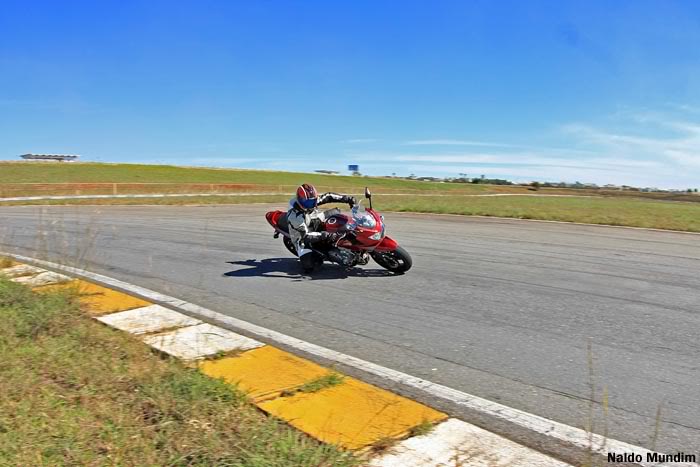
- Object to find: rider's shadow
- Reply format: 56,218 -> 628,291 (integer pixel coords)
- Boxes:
223,258 -> 395,280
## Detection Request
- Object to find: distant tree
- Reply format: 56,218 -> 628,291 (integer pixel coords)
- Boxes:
530,181 -> 541,189
688,188 -> 694,193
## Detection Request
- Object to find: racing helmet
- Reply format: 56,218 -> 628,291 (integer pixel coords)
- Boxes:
296,183 -> 318,211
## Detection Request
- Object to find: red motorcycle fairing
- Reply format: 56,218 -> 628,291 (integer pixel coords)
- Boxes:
323,213 -> 350,233
265,210 -> 282,226
372,235 -> 399,252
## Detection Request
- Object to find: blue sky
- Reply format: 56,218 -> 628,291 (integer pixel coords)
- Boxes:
1,1 -> 699,188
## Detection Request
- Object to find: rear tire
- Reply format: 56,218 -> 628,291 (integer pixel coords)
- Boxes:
370,246 -> 412,274
283,236 -> 298,257
300,252 -> 323,273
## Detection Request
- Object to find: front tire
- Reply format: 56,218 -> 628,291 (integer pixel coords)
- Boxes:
370,246 -> 412,274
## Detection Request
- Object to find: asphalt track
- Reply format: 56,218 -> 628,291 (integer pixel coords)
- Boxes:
1,204 -> 699,454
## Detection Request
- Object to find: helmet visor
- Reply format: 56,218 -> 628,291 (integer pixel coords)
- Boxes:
300,197 -> 317,210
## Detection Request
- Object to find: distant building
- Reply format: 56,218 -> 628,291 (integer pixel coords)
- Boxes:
20,153 -> 79,162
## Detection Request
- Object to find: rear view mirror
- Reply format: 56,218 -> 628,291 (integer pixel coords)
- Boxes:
364,187 -> 372,199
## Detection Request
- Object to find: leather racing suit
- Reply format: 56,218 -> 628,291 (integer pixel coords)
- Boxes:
287,192 -> 354,258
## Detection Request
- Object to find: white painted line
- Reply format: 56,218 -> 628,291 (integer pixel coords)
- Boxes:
0,264 -> 46,278
369,418 -> 571,467
96,304 -> 201,335
4,253 -> 695,467
12,270 -> 71,286
142,323 -> 263,360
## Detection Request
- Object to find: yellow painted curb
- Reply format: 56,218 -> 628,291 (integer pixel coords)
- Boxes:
200,346 -> 331,402
10,261 -> 448,453
258,376 -> 447,450
0,259 -> 18,268
34,279 -> 152,314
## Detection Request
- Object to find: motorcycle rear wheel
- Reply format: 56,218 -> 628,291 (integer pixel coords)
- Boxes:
282,236 -> 298,257
300,252 -> 324,273
371,246 -> 412,274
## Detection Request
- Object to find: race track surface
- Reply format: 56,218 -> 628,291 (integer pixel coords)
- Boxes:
1,204 -> 698,453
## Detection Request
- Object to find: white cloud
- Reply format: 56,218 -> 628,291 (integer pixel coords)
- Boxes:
390,153 -> 660,170
341,138 -> 377,144
562,114 -> 700,170
350,108 -> 700,188
191,157 -> 262,164
404,139 -> 519,147
670,103 -> 700,115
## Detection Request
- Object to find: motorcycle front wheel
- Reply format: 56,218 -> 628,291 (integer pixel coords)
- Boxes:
370,246 -> 412,274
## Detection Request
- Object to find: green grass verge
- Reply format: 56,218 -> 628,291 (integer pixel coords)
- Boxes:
0,277 -> 358,466
0,162 -> 487,193
2,162 -> 698,232
378,195 -> 700,232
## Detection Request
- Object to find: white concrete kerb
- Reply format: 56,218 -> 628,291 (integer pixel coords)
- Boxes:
142,323 -> 263,360
97,304 -> 201,335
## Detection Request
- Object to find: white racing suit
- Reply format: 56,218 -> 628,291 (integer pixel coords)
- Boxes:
287,192 -> 354,266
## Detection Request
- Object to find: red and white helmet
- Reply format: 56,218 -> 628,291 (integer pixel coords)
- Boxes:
296,183 -> 318,211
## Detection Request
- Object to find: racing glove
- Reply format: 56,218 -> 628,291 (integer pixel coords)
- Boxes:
320,231 -> 339,242
305,231 -> 336,247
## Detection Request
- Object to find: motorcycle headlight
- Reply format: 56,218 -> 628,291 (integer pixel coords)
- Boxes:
369,231 -> 383,240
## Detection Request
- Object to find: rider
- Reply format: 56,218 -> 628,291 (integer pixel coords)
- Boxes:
288,183 -> 356,270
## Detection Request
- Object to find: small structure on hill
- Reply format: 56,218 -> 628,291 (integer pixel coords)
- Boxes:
19,153 -> 80,162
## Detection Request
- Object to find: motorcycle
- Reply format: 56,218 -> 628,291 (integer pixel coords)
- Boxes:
264,187 -> 412,274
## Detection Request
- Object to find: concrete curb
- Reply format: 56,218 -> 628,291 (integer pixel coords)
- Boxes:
2,253 -> 696,467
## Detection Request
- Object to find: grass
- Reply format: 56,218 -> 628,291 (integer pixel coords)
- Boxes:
2,162 -> 699,232
0,277 -> 358,466
0,162 -> 489,194
297,373 -> 345,394
378,194 -> 700,232
280,373 -> 345,398
407,420 -> 436,438
0,257 -> 12,269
